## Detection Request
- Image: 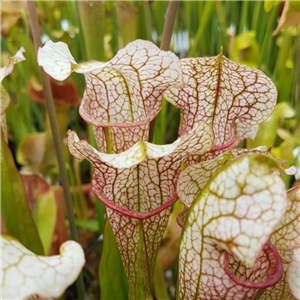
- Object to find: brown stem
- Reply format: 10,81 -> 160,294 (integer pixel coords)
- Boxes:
160,1 -> 180,51
253,289 -> 266,300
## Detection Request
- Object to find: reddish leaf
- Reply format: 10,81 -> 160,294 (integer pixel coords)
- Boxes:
28,76 -> 80,109
17,133 -> 47,173
52,187 -> 68,255
0,2 -> 26,37
21,173 -> 50,210
273,1 -> 300,35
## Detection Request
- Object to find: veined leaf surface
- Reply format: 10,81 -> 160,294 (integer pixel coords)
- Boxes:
38,40 -> 183,153
260,186 -> 300,300
67,122 -> 214,299
178,148 -> 295,209
164,53 -> 277,149
178,154 -> 287,300
287,248 -> 300,300
1,234 -> 85,300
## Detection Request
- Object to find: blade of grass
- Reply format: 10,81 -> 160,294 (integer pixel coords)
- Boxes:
259,5 -> 279,70
192,1 -> 215,55
109,1 -> 120,55
136,1 -> 152,41
99,220 -> 129,300
151,1 -> 168,42
76,1 -> 105,61
292,32 -> 300,114
239,1 -> 250,34
1,130 -> 44,255
274,31 -> 294,102
154,258 -> 170,300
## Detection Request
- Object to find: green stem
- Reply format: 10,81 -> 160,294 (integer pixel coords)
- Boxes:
274,32 -> 293,77
259,6 -> 278,70
293,31 -> 300,113
253,288 -> 265,300
193,1 -> 215,55
76,1 -> 105,60
27,2 -> 85,299
154,258 -> 170,300
251,2 -> 264,35
239,1 -> 249,34
149,0 -> 179,142
142,1 -> 153,41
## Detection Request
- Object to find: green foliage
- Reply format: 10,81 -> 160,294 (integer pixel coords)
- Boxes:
1,133 -> 44,255
248,102 -> 296,148
99,221 -> 129,300
264,1 -> 281,12
33,189 -> 57,255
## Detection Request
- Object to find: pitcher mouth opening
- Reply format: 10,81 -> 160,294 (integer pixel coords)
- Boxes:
223,241 -> 283,289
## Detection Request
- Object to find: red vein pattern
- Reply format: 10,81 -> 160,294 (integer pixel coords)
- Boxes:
178,154 -> 287,300
79,40 -> 183,126
224,242 -> 282,288
67,122 -> 214,298
38,40 -> 183,152
164,52 -> 277,149
67,122 -> 213,217
260,186 -> 300,300
234,120 -> 259,147
178,148 -> 294,210
108,209 -> 170,298
178,151 -> 235,207
92,125 -> 149,153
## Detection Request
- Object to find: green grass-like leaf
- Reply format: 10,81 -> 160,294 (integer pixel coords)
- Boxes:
1,132 -> 44,255
99,220 -> 129,300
